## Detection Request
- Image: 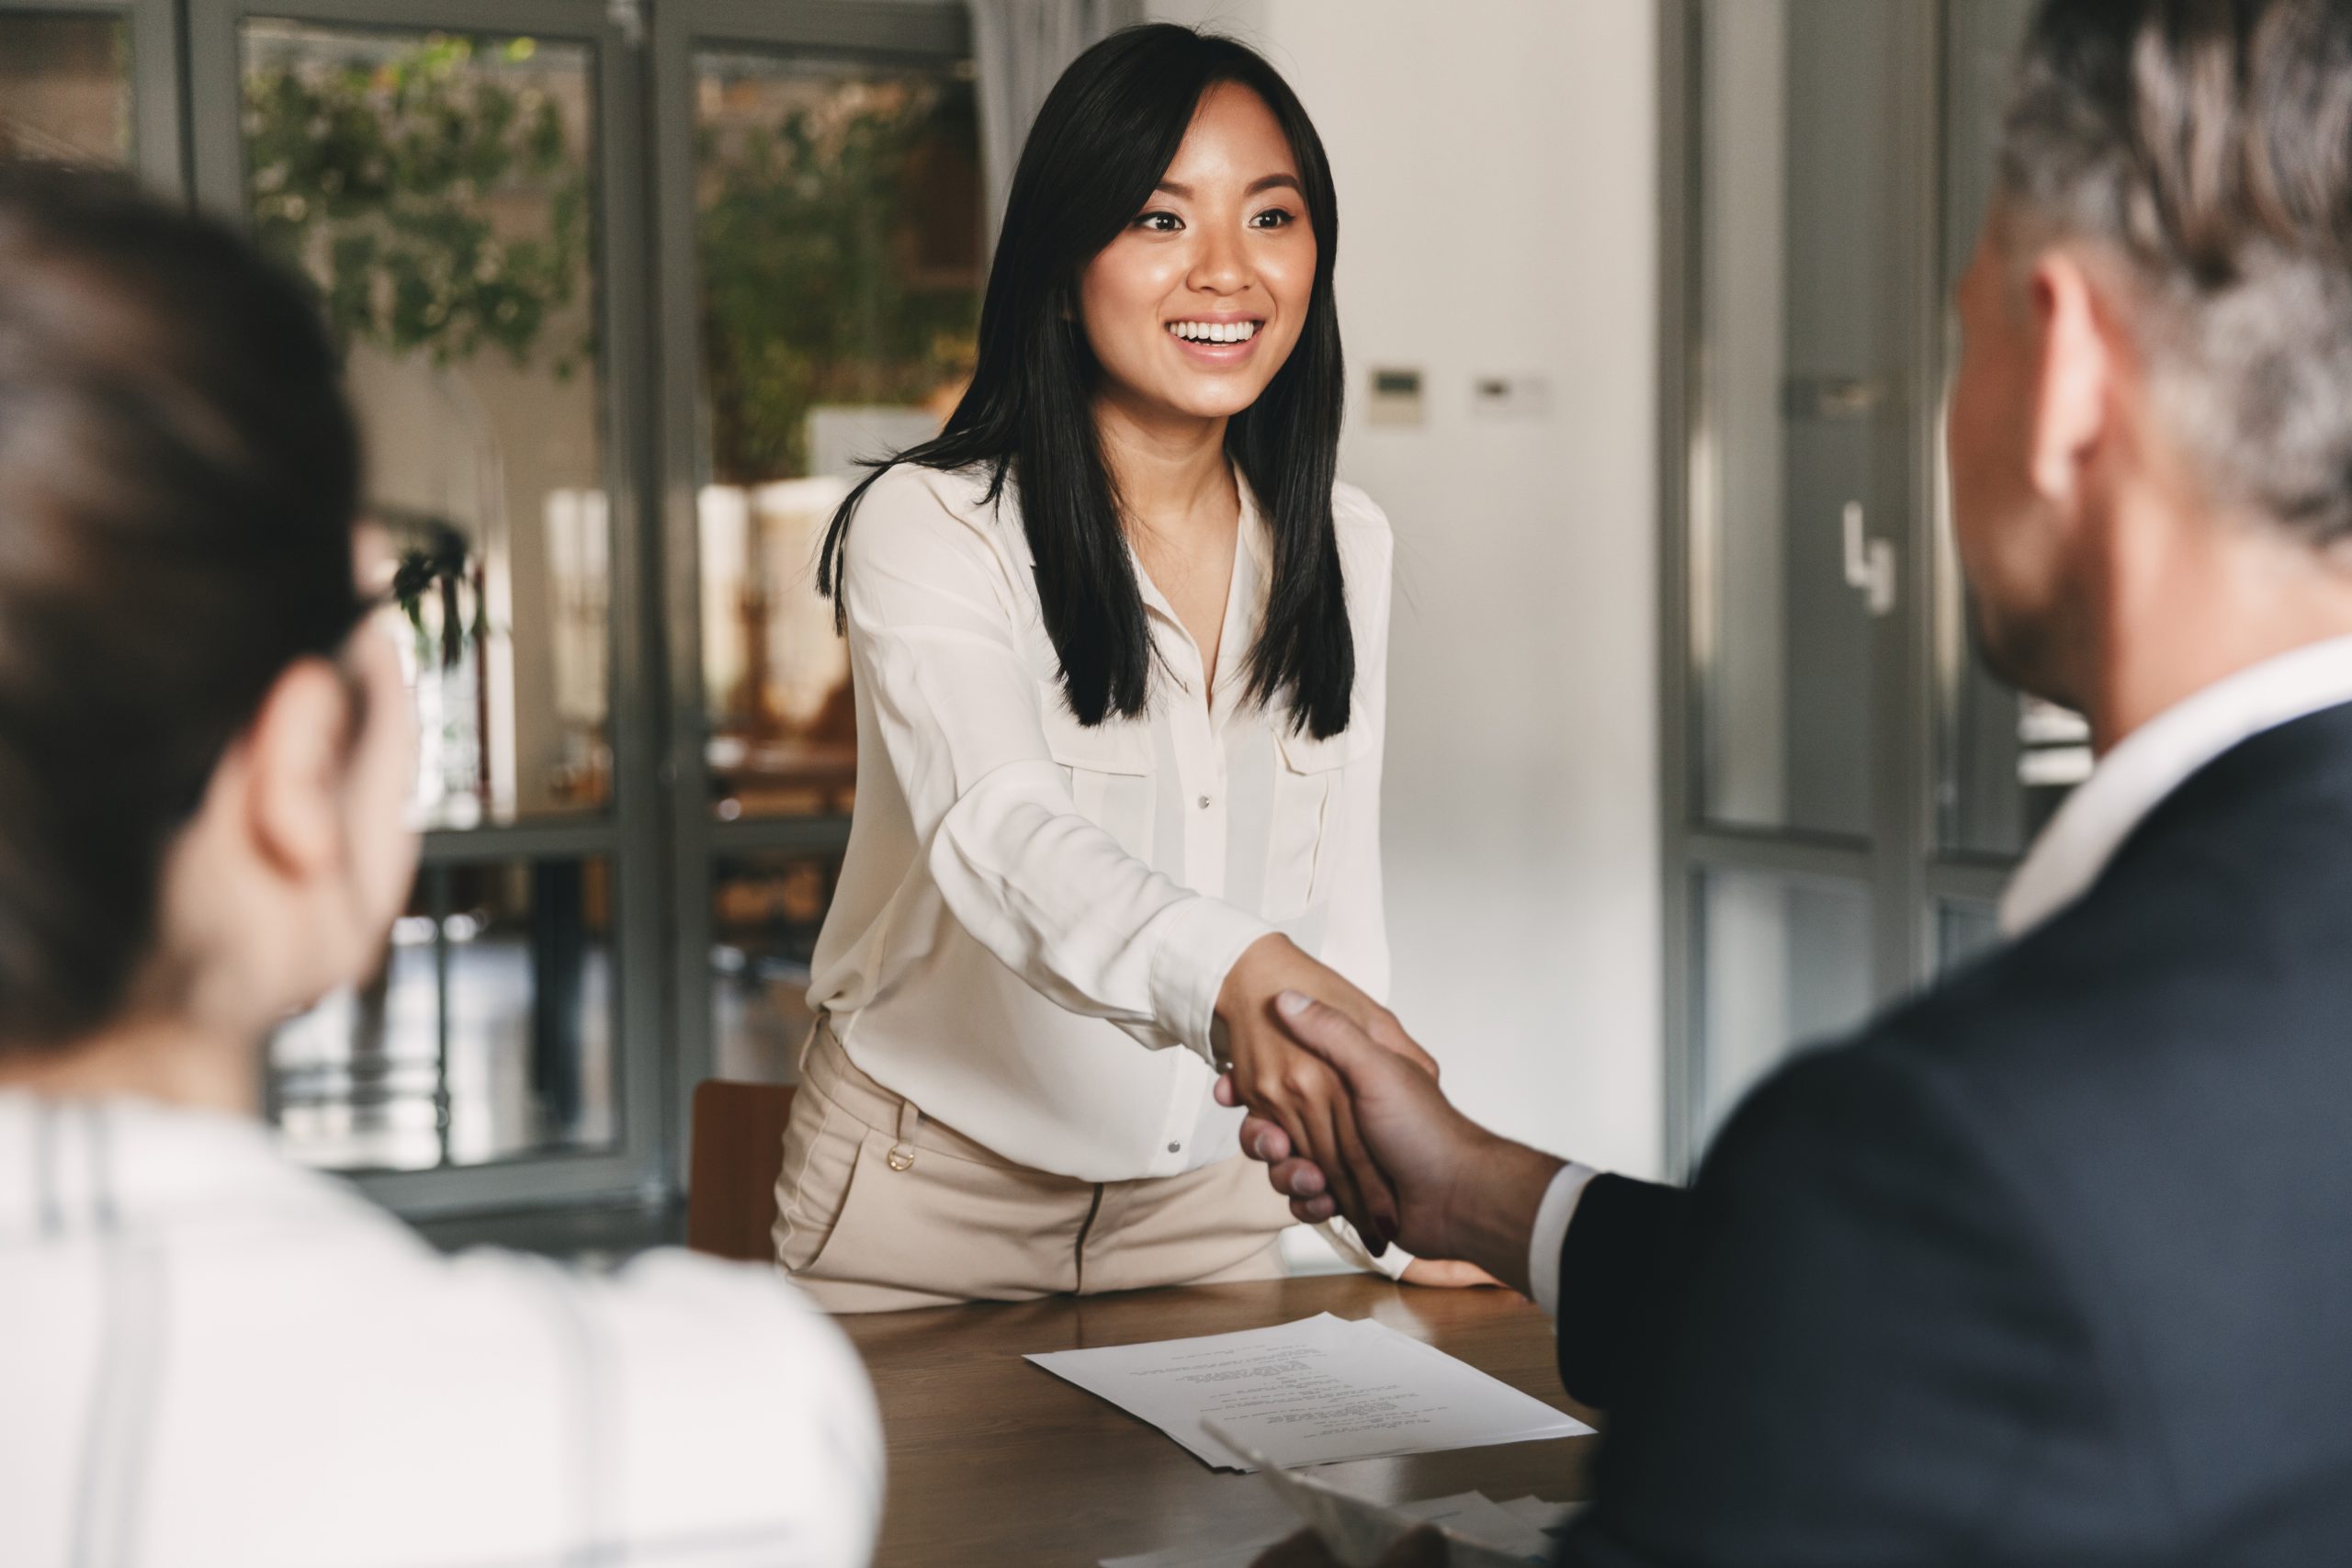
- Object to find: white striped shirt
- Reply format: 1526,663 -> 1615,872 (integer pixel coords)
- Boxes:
0,1094 -> 881,1568
808,462 -> 1393,1185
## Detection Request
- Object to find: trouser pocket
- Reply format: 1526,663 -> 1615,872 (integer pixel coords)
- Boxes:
773,1085 -> 861,1272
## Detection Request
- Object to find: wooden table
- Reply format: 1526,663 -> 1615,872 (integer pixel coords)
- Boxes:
838,1273 -> 1599,1567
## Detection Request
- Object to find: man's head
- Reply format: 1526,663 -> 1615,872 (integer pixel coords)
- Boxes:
1949,0 -> 2352,716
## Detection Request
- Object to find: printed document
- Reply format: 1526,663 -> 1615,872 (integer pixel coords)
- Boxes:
1026,1313 -> 1591,1472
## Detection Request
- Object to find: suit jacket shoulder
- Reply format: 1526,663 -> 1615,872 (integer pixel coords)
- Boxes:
1564,702 -> 2352,1564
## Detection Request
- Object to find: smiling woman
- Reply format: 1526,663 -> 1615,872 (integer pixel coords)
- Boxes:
768,24 -> 1478,1311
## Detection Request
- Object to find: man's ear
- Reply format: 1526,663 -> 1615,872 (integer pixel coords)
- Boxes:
2026,249 -> 2113,513
236,658 -> 356,882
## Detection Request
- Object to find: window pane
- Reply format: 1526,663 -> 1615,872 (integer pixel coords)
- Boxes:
270,857 -> 617,1171
693,51 -> 981,821
1695,867 -> 1873,1147
710,851 -> 842,1083
1934,0 -> 2086,859
242,22 -> 610,828
0,14 -> 131,166
1692,0 -> 1910,840
1937,899 -> 2003,973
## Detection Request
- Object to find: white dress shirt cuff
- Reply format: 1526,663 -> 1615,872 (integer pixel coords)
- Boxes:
1317,1217 -> 1416,1280
1148,897 -> 1277,1060
1528,1161 -> 1599,1322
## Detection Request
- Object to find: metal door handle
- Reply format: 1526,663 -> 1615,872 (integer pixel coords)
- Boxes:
1841,502 -> 1897,617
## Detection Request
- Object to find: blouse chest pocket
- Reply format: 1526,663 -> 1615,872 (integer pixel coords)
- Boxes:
1036,683 -> 1158,866
1263,726 -> 1361,919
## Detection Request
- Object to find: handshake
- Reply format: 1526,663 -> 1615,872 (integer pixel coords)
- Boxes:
1210,935 -> 1565,1292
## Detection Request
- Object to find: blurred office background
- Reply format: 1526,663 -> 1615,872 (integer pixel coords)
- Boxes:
0,0 -> 2064,1238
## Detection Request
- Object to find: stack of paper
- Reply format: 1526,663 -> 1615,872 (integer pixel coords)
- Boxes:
1026,1313 -> 1592,1472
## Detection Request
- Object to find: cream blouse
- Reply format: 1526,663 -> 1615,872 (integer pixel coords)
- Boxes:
807,461 -> 1393,1191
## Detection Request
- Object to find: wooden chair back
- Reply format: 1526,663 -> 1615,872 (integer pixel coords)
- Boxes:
686,1079 -> 797,1263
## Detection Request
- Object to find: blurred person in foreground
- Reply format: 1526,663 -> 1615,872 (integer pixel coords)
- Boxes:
0,164 -> 878,1567
1244,1 -> 2352,1561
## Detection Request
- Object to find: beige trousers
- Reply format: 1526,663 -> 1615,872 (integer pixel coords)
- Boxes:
773,1024 -> 1295,1313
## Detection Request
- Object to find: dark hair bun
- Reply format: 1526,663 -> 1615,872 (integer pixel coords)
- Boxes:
0,163 -> 364,1048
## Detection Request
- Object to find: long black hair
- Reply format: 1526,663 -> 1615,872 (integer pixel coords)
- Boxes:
817,24 -> 1352,738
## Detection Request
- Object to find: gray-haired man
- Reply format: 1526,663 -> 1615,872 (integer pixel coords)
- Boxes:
1243,1 -> 2352,1561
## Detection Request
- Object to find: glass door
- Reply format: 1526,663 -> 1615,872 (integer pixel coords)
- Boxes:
650,0 -> 978,1173
0,0 -> 182,193
4,0 -> 982,1219
1663,0 -> 1939,1164
1662,0 -> 2063,1172
187,0 -> 666,1214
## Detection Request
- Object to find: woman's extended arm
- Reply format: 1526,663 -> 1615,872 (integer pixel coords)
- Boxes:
842,469 -> 1268,1053
840,469 -> 1416,1237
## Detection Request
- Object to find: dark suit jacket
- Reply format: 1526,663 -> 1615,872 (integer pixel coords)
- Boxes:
1553,702 -> 2352,1566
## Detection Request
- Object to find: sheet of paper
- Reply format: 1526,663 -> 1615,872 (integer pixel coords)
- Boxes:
1495,1495 -> 1584,1536
1028,1313 -> 1591,1472
1389,1494 -> 1556,1562
1209,1423 -> 1555,1567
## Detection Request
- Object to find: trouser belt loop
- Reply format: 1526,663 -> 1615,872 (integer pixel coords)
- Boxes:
888,1093 -> 921,1172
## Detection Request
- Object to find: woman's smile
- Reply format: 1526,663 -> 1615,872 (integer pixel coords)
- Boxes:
1165,313 -> 1267,366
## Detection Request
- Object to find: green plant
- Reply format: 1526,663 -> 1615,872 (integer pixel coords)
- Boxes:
389,517 -> 484,671
241,37 -> 983,484
243,33 -> 589,374
696,79 -> 981,483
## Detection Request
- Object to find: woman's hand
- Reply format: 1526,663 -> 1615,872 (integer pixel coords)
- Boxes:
1215,936 -> 1435,1252
1218,934 -> 1438,1076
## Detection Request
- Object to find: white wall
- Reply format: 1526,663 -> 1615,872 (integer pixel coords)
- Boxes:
1153,0 -> 1664,1176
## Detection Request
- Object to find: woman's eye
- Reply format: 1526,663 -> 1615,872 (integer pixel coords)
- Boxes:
1134,210 -> 1182,232
1250,207 -> 1298,231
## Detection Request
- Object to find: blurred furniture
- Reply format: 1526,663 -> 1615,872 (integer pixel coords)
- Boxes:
685,1079 -> 797,1262
839,1272 -> 1596,1565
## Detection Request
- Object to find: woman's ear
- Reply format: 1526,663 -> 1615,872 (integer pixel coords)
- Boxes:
234,658 -> 361,884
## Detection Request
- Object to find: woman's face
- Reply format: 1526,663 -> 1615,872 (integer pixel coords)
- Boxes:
1079,82 -> 1317,426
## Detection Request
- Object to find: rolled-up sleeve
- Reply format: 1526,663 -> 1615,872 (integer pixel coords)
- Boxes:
842,470 -> 1272,1058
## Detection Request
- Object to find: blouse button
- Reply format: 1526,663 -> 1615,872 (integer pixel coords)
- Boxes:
1168,1141 -> 1182,1154
1197,795 -> 1213,810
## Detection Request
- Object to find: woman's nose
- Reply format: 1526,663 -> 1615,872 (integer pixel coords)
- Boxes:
1187,222 -> 1250,295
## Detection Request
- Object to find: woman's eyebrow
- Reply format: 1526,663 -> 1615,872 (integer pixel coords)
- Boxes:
1151,173 -> 1305,198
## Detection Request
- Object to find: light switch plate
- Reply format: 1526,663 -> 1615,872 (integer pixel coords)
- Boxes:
1471,374 -> 1553,418
1366,367 -> 1424,426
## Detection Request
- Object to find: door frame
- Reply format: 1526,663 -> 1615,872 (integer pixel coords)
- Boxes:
185,0 -> 672,1214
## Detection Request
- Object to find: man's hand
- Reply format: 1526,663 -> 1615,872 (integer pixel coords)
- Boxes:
1226,992 -> 1565,1293
1216,937 -> 1437,1254
1250,1526 -> 1449,1568
1223,991 -> 1481,1258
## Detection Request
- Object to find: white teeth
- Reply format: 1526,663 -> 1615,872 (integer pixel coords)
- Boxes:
1167,320 -> 1259,343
